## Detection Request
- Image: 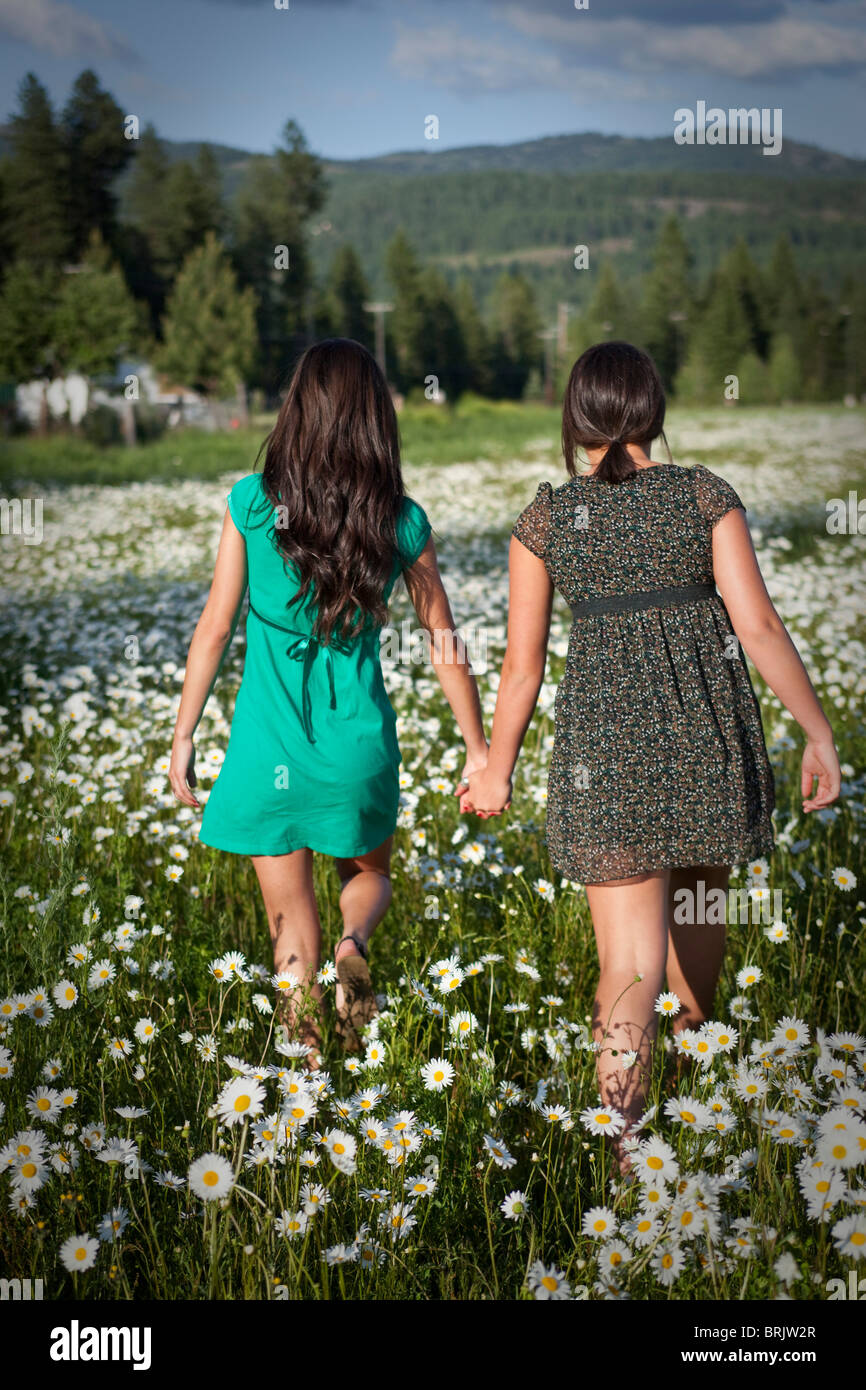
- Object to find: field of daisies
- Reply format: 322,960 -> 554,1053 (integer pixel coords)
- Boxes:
1,404 -> 865,1302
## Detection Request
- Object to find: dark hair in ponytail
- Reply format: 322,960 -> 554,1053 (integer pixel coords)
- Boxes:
562,340 -> 668,484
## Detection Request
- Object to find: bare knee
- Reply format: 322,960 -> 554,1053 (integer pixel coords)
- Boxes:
335,860 -> 392,890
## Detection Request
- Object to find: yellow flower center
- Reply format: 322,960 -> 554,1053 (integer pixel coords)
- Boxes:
541,1276 -> 557,1291
233,1095 -> 251,1113
203,1170 -> 219,1187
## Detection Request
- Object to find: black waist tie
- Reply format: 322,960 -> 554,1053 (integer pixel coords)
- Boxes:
569,582 -> 717,620
246,599 -> 337,744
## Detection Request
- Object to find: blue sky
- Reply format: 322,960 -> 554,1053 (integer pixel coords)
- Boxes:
0,0 -> 865,159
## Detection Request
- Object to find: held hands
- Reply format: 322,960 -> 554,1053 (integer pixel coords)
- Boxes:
801,736 -> 841,812
462,768 -> 512,819
169,734 -> 200,809
455,744 -> 489,814
454,741 -> 512,818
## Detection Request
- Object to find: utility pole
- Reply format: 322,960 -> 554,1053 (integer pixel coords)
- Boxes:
363,301 -> 394,378
537,328 -> 558,405
557,301 -> 573,355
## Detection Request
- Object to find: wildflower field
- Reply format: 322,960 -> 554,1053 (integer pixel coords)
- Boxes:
1,404 -> 865,1302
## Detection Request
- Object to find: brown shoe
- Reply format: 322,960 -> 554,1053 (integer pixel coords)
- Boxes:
335,934 -> 378,1052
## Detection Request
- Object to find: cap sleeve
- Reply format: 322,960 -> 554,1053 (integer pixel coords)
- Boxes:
694,465 -> 745,528
227,473 -> 269,537
512,480 -> 553,559
396,496 -> 432,569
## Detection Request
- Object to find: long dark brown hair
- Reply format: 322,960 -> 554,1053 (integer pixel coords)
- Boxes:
562,341 -> 668,484
256,339 -> 406,646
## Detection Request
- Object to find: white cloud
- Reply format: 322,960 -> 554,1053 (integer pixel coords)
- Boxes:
0,0 -> 139,63
389,22 -> 656,100
502,5 -> 866,80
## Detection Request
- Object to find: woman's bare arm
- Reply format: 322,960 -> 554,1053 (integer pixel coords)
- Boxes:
712,507 -> 840,811
403,536 -> 488,775
462,536 -> 554,816
169,509 -> 248,807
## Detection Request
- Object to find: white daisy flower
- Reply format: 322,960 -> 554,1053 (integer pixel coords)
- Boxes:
188,1152 -> 234,1201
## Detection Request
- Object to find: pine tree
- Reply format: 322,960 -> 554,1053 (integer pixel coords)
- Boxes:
156,231 -> 258,397
231,119 -> 325,386
62,69 -> 134,258
489,270 -> 540,398
721,238 -> 769,359
640,215 -> 694,389
327,243 -> 372,347
52,229 -> 141,375
840,273 -> 866,401
675,268 -> 751,403
125,127 -> 224,288
418,267 -> 468,402
0,259 -> 61,379
454,277 -> 491,395
583,261 -> 631,346
1,73 -> 71,265
767,333 -> 802,403
385,229 -> 428,391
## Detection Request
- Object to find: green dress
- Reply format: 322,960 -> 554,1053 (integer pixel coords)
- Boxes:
198,472 -> 431,857
511,463 -> 776,883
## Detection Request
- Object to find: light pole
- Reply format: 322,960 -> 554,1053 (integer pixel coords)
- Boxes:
557,301 -> 574,355
363,301 -> 394,378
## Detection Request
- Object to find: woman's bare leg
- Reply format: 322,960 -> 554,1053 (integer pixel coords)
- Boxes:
333,835 -> 393,1015
251,848 -> 323,1062
666,865 -> 730,1033
584,870 -> 670,1174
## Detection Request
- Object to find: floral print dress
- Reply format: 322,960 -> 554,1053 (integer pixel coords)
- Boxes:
511,463 -> 775,883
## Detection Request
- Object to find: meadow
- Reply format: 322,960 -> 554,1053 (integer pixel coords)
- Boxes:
0,403 -> 864,1301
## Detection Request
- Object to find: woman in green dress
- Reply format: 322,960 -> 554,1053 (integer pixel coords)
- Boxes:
461,341 -> 842,1174
169,340 -> 488,1068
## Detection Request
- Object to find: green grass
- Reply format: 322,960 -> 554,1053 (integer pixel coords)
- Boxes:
0,397 -> 565,489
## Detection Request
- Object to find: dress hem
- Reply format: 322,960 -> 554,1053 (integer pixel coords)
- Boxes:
548,829 -> 776,884
197,824 -> 398,859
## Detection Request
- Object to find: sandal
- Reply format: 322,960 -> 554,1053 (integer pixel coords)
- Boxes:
334,933 -> 378,1053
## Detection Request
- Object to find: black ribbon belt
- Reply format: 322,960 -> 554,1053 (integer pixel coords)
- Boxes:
569,582 -> 717,619
246,599 -> 337,745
